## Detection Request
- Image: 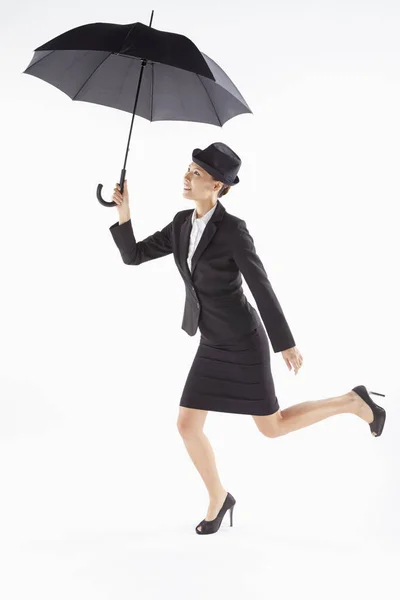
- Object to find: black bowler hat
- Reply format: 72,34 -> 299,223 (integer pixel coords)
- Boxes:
192,142 -> 241,186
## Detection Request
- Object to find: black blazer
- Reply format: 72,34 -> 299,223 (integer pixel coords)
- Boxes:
109,199 -> 295,353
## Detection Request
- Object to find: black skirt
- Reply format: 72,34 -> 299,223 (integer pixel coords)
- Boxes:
179,316 -> 280,416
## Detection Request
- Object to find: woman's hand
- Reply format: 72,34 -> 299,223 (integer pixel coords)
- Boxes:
281,346 -> 303,375
112,179 -> 130,209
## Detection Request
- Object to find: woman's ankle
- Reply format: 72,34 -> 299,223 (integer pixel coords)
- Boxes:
209,487 -> 228,502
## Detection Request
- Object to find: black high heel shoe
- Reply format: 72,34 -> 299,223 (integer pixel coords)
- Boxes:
195,492 -> 236,535
352,385 -> 386,437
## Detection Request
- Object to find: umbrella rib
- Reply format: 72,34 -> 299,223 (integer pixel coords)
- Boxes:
72,53 -> 112,100
197,74 -> 222,126
119,24 -> 136,55
25,49 -> 57,70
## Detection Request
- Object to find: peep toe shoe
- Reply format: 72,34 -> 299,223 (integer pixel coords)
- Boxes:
195,492 -> 236,535
352,385 -> 386,437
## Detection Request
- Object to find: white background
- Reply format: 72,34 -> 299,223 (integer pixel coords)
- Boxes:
1,0 -> 399,598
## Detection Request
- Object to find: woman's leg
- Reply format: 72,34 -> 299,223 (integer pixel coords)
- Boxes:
252,391 -> 373,437
177,406 -> 228,530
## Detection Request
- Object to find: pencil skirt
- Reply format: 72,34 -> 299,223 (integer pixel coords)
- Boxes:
179,318 -> 280,416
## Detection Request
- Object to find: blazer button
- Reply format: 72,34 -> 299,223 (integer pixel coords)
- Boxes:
191,286 -> 195,291
197,303 -> 200,308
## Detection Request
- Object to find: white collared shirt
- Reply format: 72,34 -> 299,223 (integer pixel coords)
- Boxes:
187,202 -> 218,273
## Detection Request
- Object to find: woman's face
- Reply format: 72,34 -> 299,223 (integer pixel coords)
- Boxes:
183,162 -> 222,200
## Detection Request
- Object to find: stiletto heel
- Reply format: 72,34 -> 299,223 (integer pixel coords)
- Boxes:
195,492 -> 236,535
352,385 -> 386,437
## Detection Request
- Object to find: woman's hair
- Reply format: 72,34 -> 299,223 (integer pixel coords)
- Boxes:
212,177 -> 231,198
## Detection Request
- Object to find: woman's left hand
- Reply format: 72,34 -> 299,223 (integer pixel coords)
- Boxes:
281,346 -> 303,375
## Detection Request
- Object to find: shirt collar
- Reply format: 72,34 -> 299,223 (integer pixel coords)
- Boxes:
191,202 -> 218,227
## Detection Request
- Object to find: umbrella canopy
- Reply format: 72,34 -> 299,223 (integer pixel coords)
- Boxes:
23,16 -> 253,205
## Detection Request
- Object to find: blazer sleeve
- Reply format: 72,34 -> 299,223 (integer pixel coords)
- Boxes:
109,218 -> 173,265
231,219 -> 296,353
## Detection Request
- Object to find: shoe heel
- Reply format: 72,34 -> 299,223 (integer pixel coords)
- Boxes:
230,504 -> 234,527
369,391 -> 385,397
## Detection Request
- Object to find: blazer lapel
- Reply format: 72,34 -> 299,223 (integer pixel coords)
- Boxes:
179,199 -> 226,281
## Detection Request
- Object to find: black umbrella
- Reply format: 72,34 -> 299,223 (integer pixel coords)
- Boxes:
23,10 -> 252,207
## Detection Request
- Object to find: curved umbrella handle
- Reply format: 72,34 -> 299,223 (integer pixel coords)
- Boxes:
97,169 -> 127,207
96,183 -> 115,207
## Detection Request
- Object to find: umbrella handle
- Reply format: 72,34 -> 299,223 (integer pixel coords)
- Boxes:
96,169 -> 127,207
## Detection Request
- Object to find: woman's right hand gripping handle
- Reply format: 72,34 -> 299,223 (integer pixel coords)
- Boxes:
113,180 -> 130,224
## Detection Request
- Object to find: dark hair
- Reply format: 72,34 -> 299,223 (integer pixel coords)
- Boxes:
212,177 -> 231,198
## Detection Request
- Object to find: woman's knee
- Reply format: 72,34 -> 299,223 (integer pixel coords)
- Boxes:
252,409 -> 283,438
177,406 -> 207,437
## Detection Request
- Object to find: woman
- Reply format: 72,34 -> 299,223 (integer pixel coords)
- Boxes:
109,142 -> 386,536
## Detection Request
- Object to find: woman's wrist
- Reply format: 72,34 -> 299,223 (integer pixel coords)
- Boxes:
118,208 -> 131,225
